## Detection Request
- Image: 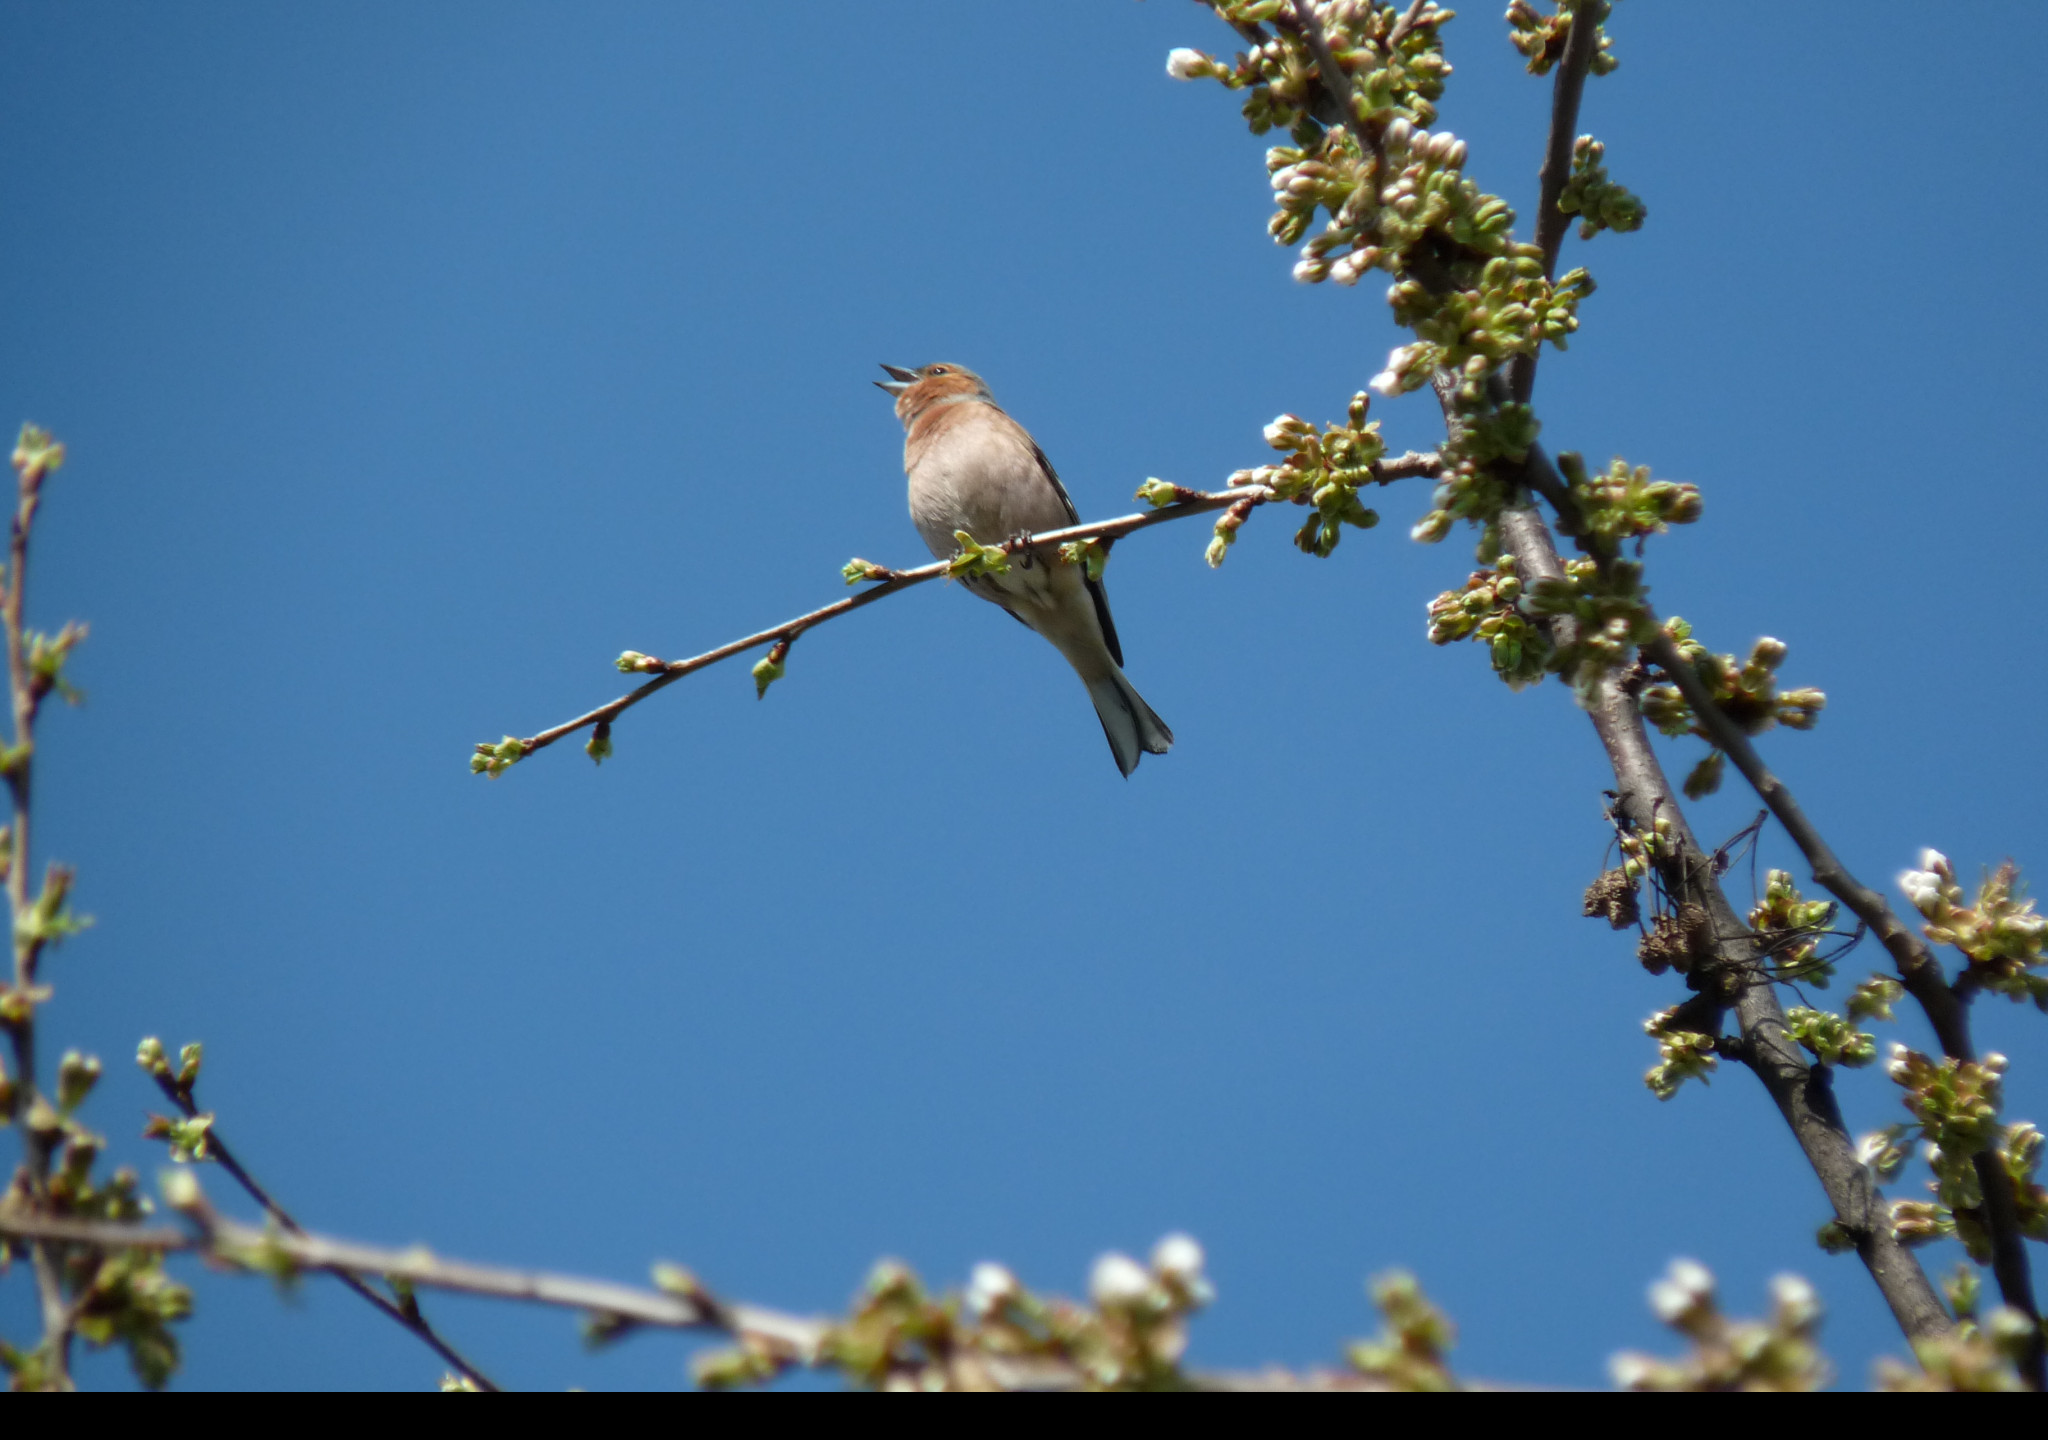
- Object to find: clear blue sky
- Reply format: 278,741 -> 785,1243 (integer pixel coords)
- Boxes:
1,2 -> 2043,1391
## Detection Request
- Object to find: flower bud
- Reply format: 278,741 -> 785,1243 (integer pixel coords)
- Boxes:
1165,48 -> 1210,81
1089,1252 -> 1152,1308
1151,1232 -> 1205,1283
965,1261 -> 1019,1319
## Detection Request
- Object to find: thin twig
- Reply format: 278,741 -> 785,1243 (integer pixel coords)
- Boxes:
1510,0 -> 1607,406
145,1070 -> 500,1392
504,457 -> 1441,763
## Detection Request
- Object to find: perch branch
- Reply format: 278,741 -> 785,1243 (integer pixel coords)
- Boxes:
497,455 -> 1441,765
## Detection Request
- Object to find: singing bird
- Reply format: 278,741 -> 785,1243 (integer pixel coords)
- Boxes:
876,362 -> 1173,777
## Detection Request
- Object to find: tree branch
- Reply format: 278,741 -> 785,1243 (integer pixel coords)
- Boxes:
494,457 -> 1441,768
1643,631 -> 2044,1384
1492,461 -> 1952,1344
1511,0 -> 1607,405
143,1066 -> 499,1392
2,436 -> 71,1387
0,1207 -> 1420,1391
1245,0 -> 1954,1352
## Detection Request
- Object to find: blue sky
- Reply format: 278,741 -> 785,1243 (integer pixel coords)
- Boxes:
1,1 -> 2043,1391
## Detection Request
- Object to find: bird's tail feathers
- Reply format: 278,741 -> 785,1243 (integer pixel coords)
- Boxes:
1085,668 -> 1174,778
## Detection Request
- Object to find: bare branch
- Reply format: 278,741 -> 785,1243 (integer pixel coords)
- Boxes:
1511,0 -> 1608,406
499,456 -> 1441,766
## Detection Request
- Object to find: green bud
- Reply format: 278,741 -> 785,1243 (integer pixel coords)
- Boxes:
751,638 -> 791,700
56,1049 -> 100,1112
136,1036 -> 169,1076
586,721 -> 614,766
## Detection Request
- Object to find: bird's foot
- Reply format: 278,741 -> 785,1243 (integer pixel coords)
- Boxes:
1006,530 -> 1038,568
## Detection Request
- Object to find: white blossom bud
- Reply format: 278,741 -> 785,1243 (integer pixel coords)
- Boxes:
1166,48 -> 1210,81
964,1261 -> 1018,1319
1751,636 -> 1788,668
1897,868 -> 1942,915
1292,255 -> 1331,283
1608,1352 -> 1654,1388
1918,848 -> 1951,876
1383,117 -> 1412,151
1648,1258 -> 1714,1322
1151,1233 -> 1205,1283
1769,1273 -> 1820,1328
1089,1252 -> 1152,1308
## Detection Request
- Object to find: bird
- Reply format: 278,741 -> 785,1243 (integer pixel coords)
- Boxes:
876,362 -> 1173,777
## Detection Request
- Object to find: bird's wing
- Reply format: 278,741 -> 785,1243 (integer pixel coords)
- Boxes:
1028,439 -> 1124,669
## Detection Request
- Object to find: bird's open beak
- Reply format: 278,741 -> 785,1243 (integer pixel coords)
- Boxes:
875,363 -> 918,397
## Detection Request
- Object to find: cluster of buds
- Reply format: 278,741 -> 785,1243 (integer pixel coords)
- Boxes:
0,1039 -> 195,1389
945,530 -> 1012,582
1783,1006 -> 1875,1068
1642,623 -> 1827,739
469,734 -> 527,778
1877,1314 -> 2038,1391
1522,556 -> 1657,707
1426,554 -> 1550,687
1874,1267 -> 2038,1390
700,1235 -> 1214,1391
1558,451 -> 1699,552
1506,0 -> 1620,78
1557,135 -> 1647,239
1166,2 -> 1452,139
1643,1006 -> 1718,1100
1058,536 -> 1111,581
1406,394 -> 1544,547
1378,258 -> 1592,395
1897,851 -> 2048,1006
1747,869 -> 1836,983
1846,974 -> 1903,1023
1640,622 -> 1825,796
1883,1044 -> 2035,1261
1609,1261 -> 1830,1391
1345,1271 -> 1458,1391
1226,397 -> 1386,558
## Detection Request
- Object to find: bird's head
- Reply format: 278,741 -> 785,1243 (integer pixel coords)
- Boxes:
876,363 -> 993,426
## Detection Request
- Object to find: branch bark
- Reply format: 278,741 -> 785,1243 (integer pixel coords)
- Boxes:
1511,0 -> 1607,405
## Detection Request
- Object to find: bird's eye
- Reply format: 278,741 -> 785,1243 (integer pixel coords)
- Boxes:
927,366 -> 949,376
